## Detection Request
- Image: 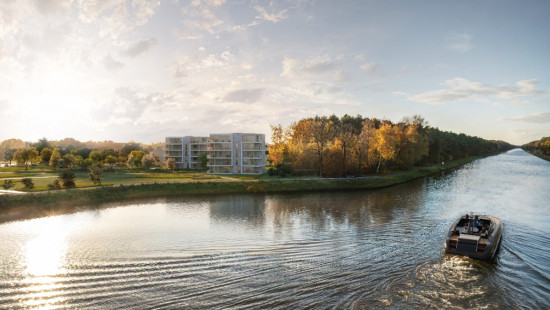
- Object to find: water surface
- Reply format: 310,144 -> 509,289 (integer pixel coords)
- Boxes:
1,149 -> 549,309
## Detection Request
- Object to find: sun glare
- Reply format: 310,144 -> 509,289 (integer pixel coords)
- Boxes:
23,217 -> 68,277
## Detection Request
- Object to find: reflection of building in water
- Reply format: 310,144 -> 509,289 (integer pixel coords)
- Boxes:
165,133 -> 266,174
209,195 -> 266,228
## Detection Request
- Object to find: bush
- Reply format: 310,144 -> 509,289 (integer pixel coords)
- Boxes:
89,164 -> 103,185
2,179 -> 14,190
48,179 -> 61,190
59,171 -> 76,188
21,178 -> 34,189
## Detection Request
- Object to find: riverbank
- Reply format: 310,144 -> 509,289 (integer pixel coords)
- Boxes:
0,156 -> 480,210
525,151 -> 550,162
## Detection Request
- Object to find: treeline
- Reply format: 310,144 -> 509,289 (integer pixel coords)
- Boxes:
0,137 -> 165,170
268,115 -> 515,177
522,137 -> 550,156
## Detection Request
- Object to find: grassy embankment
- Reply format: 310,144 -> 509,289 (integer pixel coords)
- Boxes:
0,156 -> 478,209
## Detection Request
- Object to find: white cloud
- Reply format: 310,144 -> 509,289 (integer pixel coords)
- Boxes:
360,62 -> 384,78
281,57 -> 299,77
408,78 -> 543,104
446,32 -> 473,53
132,0 -> 160,25
77,0 -> 125,23
32,0 -> 71,15
102,55 -> 125,72
123,38 -> 157,57
221,88 -> 265,103
504,112 -> 550,124
254,5 -> 287,23
280,57 -> 339,78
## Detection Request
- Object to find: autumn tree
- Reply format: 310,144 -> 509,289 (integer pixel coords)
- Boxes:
292,117 -> 334,177
14,147 -> 39,170
373,124 -> 400,173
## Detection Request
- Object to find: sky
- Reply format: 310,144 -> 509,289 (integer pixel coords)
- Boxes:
0,0 -> 549,145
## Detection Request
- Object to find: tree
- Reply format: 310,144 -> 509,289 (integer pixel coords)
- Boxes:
4,148 -> 16,165
40,147 -> 53,164
63,153 -> 77,169
104,155 -> 118,170
373,124 -> 400,173
198,153 -> 208,170
89,150 -> 104,163
89,164 -> 103,185
141,153 -> 157,170
49,149 -> 62,170
79,158 -> 94,170
21,178 -> 34,189
120,142 -> 142,158
59,171 -> 76,188
127,150 -> 146,168
0,138 -> 26,162
292,117 -> 334,177
33,137 -> 51,153
14,147 -> 39,170
165,158 -> 176,171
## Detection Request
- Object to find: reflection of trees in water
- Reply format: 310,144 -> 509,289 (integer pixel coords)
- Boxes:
265,181 -> 428,233
207,195 -> 267,228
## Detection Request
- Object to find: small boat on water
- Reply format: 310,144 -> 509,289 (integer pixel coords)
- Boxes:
444,213 -> 503,260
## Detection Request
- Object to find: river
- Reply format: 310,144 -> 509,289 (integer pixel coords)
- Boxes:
1,149 -> 549,309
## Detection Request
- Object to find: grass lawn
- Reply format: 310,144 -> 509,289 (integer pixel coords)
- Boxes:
0,166 -> 227,192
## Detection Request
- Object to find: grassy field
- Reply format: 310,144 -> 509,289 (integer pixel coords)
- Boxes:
0,167 -> 230,191
0,156 -> 480,209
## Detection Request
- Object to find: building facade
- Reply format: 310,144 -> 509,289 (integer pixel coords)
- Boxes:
165,133 -> 266,174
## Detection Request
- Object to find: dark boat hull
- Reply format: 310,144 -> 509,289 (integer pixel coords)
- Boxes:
444,214 -> 502,260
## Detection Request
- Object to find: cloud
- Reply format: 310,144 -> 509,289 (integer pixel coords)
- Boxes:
254,5 -> 287,22
221,88 -> 265,103
132,0 -> 160,25
32,0 -> 71,15
281,57 -> 300,77
102,55 -> 125,72
182,1 -> 224,33
281,57 -> 338,78
77,0 -> 125,23
504,112 -> 550,124
408,78 -> 543,104
302,58 -> 336,75
123,38 -> 157,57
446,32 -> 473,53
360,62 -> 384,78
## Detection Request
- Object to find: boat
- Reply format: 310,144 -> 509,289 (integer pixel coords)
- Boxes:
444,213 -> 503,260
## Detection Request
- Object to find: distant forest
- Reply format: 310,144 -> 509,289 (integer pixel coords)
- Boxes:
269,115 -> 515,177
522,137 -> 550,157
0,137 -> 164,170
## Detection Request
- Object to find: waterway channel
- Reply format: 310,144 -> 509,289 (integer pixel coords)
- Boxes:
1,149 -> 549,308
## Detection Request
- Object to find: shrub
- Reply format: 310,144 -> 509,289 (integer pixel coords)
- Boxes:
48,179 -> 61,190
89,164 -> 103,185
59,171 -> 76,188
21,178 -> 34,189
2,179 -> 14,190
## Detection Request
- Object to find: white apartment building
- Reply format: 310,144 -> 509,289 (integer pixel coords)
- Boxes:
165,133 -> 266,174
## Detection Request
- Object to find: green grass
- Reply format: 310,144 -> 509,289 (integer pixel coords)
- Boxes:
0,156 -> 482,209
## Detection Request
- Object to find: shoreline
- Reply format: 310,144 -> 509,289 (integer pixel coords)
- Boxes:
0,156 -> 480,211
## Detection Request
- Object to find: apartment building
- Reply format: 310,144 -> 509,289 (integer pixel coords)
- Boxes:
165,133 -> 266,174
